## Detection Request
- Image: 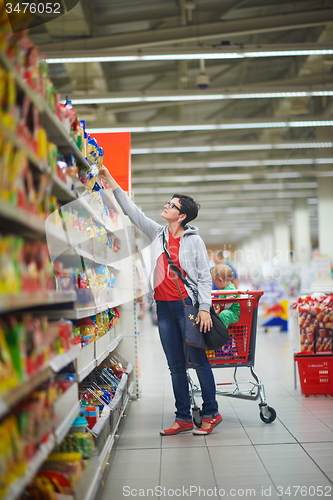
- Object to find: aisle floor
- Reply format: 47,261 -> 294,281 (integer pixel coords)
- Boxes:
102,316 -> 333,500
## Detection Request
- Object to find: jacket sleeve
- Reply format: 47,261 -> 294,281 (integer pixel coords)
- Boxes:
195,237 -> 212,313
112,187 -> 161,241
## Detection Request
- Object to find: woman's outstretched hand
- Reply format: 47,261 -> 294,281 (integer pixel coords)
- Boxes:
99,165 -> 119,190
197,310 -> 213,333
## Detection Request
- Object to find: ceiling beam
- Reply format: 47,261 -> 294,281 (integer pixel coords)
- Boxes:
84,0 -> 309,27
38,8 -> 333,52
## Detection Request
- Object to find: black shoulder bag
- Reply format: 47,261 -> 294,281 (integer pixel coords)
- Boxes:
162,233 -> 229,350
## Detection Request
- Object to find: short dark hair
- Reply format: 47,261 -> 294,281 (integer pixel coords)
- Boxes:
172,194 -> 200,227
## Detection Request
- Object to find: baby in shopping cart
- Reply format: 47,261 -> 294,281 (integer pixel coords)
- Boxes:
211,264 -> 240,327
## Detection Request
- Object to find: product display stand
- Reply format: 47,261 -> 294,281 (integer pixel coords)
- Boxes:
0,39 -> 138,500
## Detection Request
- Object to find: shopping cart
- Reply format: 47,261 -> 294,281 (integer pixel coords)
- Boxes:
188,290 -> 277,426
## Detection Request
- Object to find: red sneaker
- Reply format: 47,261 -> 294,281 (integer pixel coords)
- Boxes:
192,414 -> 222,435
160,420 -> 194,436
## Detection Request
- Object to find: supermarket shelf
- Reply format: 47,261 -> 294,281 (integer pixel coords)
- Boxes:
3,434 -> 56,500
78,196 -> 117,234
0,200 -> 72,245
0,344 -> 82,419
49,345 -> 82,373
74,382 -> 131,500
0,50 -> 43,114
51,175 -> 78,202
76,342 -> 97,382
54,300 -> 120,320
0,49 -> 89,168
95,335 -> 110,365
0,121 -> 79,204
0,366 -> 51,420
54,397 -> 81,445
0,121 -> 47,174
109,334 -> 123,354
77,358 -> 97,383
75,331 -> 121,381
40,102 -> 89,167
0,200 -> 46,238
75,434 -> 114,500
63,245 -> 121,270
0,290 -> 76,314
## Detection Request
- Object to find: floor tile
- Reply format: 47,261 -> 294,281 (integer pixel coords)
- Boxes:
100,321 -> 333,500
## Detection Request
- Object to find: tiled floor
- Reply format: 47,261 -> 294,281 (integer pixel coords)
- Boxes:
102,315 -> 333,500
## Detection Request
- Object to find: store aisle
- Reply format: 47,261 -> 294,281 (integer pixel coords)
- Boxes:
102,316 -> 333,500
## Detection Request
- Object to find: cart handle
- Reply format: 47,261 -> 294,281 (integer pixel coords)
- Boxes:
211,290 -> 264,297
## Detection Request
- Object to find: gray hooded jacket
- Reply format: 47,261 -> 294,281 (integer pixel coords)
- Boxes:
113,187 -> 212,312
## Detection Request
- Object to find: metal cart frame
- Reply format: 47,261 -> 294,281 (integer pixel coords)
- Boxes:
188,290 -> 277,425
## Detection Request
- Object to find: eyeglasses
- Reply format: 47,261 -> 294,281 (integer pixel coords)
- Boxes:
165,201 -> 181,211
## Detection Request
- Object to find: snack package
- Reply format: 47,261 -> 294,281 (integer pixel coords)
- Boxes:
0,324 -> 18,395
76,317 -> 98,346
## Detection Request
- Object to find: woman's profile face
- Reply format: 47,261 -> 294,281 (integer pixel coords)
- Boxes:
161,197 -> 182,222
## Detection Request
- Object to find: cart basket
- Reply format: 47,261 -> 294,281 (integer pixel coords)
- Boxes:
207,290 -> 263,368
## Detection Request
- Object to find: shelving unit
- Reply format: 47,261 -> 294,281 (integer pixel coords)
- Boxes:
0,37 -> 137,500
3,436 -> 56,500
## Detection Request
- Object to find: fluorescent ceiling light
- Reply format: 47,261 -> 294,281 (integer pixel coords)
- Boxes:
133,158 -> 333,170
316,170 -> 333,176
227,207 -> 258,213
132,174 -> 319,187
264,172 -> 301,179
133,188 -> 315,200
72,90 -> 333,105
132,174 -> 251,183
45,45 -> 333,64
243,182 -> 318,190
131,142 -> 333,154
89,120 -> 333,133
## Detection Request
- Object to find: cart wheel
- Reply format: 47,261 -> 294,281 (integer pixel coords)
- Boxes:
192,407 -> 202,428
259,406 -> 276,424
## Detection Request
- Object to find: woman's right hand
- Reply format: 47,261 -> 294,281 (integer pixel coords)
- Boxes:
99,165 -> 112,183
99,166 -> 118,189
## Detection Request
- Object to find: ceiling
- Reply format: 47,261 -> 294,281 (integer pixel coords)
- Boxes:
29,0 -> 333,245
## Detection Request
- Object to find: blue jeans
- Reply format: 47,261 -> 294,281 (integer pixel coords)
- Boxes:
156,298 -> 218,422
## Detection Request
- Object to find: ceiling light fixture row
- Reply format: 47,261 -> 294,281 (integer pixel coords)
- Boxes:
45,45 -> 333,64
133,158 -> 333,170
72,90 -> 333,105
88,120 -> 333,133
131,142 -> 333,154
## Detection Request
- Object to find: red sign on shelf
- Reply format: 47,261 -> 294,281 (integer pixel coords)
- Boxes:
91,132 -> 132,193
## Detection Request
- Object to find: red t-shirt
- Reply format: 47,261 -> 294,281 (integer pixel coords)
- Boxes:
154,231 -> 189,301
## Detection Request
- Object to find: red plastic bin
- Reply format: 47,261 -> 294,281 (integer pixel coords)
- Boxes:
294,352 -> 333,396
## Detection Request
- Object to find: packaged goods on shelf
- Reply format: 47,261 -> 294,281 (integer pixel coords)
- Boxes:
0,324 -> 18,395
54,260 -> 117,309
38,452 -> 84,491
292,293 -> 333,352
0,415 -> 26,498
54,429 -> 95,459
1,13 -> 135,500
0,316 -> 76,389
74,308 -> 118,346
0,237 -> 55,294
0,376 -> 76,498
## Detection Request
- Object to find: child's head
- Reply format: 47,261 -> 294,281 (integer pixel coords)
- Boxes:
211,264 -> 234,289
